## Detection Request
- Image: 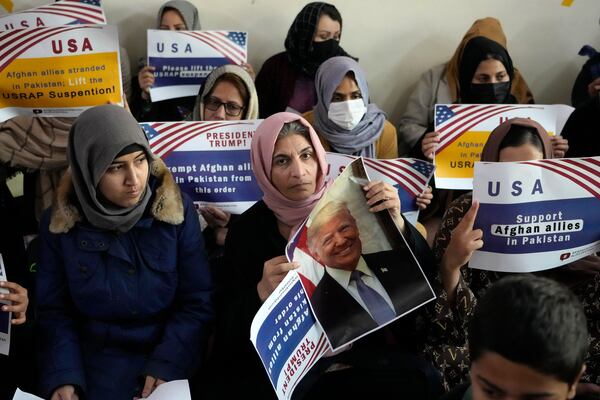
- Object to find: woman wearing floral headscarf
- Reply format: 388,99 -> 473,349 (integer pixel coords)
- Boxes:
426,118 -> 600,394
255,2 -> 354,118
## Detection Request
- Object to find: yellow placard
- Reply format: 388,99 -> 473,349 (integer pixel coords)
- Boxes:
0,0 -> 13,12
435,131 -> 490,179
0,52 -> 121,108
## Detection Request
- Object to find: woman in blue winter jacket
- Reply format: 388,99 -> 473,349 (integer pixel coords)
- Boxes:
36,105 -> 214,400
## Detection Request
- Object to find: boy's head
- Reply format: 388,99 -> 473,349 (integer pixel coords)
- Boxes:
468,275 -> 588,400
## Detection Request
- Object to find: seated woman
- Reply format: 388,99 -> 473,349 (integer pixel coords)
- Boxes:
416,34 -> 568,161
36,105 -> 214,400
190,64 -> 259,274
412,35 -> 566,241
131,0 -> 201,122
255,2 -> 354,118
397,17 -> 534,156
192,64 -> 258,122
562,93 -> 600,158
304,56 -> 432,233
563,46 -> 600,157
303,56 -> 397,158
570,44 -> 600,108
211,112 -> 442,399
426,118 -> 600,394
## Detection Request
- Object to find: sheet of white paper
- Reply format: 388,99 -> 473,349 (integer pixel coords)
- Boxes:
554,104 -> 575,135
6,173 -> 24,198
12,388 -> 44,400
145,380 -> 191,400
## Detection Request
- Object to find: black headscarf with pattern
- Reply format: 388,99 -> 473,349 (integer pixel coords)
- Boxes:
284,2 -> 352,78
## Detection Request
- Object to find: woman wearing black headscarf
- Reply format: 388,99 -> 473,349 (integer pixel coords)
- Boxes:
413,36 -> 567,242
418,36 -> 517,161
36,105 -> 214,400
456,36 -> 515,104
418,36 -> 568,160
255,2 -> 354,118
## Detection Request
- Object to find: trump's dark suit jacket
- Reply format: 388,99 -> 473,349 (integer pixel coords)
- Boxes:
310,239 -> 434,349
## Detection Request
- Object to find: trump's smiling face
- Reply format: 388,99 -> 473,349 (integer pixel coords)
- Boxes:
312,209 -> 362,271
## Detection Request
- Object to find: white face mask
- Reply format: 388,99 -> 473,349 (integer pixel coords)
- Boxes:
327,99 -> 367,131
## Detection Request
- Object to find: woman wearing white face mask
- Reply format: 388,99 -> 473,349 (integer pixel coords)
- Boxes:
303,56 -> 398,159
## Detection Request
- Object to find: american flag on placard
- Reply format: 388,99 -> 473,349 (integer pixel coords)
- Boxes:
16,0 -> 106,25
362,157 -> 435,198
181,31 -> 247,65
143,121 -> 245,158
0,25 -> 87,73
434,104 -> 539,154
522,157 -> 600,199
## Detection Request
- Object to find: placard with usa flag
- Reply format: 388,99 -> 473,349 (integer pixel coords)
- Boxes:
0,24 -> 122,122
141,120 -> 262,214
251,270 -> 330,400
433,104 -> 572,190
471,157 -> 600,273
325,153 -> 434,226
0,0 -> 106,30
147,29 -> 247,102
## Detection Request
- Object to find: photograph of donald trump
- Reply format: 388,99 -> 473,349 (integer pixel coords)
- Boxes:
306,200 -> 434,349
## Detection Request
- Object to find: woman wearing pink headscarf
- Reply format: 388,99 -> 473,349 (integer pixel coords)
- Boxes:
207,112 -> 442,399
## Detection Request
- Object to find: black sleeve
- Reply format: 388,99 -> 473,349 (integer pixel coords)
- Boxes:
571,54 -> 600,108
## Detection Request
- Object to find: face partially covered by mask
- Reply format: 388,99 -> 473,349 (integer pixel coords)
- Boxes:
310,38 -> 341,66
458,37 -> 514,104
462,58 -> 512,103
468,81 -> 511,103
327,98 -> 367,130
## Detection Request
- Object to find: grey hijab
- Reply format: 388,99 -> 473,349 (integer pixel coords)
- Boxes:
157,0 -> 201,30
68,105 -> 154,233
192,64 -> 259,121
313,56 -> 386,157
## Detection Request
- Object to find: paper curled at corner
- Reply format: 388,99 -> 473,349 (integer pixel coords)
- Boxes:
145,380 -> 191,400
11,382 -> 191,399
12,388 -> 44,400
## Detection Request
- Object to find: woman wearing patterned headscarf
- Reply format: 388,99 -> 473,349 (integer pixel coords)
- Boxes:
36,105 -> 214,400
425,118 -> 599,392
255,2 -> 354,118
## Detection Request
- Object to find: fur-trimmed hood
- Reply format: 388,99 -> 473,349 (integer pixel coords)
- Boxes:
49,158 -> 184,233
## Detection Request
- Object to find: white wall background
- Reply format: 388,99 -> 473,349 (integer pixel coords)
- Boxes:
5,0 -> 600,123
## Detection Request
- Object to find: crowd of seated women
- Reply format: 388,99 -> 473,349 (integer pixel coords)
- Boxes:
0,1 -> 599,399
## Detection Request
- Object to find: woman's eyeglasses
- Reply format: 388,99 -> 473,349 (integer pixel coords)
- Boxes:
204,96 -> 245,117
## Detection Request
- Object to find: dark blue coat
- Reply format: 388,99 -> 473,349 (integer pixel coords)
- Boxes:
37,166 -> 214,399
